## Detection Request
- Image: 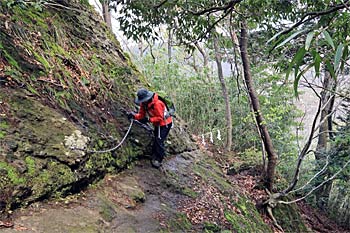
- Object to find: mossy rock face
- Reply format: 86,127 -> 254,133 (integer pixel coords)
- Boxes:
166,117 -> 198,154
0,90 -> 84,207
225,197 -> 273,233
1,91 -> 83,165
0,0 -> 195,215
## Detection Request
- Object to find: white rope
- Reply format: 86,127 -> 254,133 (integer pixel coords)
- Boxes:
71,119 -> 134,153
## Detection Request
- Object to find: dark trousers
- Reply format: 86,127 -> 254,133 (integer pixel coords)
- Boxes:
152,123 -> 172,162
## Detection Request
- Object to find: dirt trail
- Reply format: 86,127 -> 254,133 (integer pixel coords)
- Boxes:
0,151 -> 198,233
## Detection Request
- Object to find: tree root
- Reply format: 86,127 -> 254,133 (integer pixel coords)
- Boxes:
266,205 -> 283,232
263,190 -> 284,232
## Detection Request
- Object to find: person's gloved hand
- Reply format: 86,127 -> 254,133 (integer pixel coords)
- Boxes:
127,112 -> 135,120
139,116 -> 149,124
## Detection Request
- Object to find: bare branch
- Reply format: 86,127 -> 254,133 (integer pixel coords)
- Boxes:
282,78 -> 323,194
154,0 -> 169,9
295,106 -> 307,154
279,158 -> 350,204
195,42 -> 208,67
290,153 -> 330,194
194,7 -> 234,42
312,96 -> 347,134
341,0 -> 350,10
300,80 -> 350,99
312,130 -> 341,140
186,0 -> 243,16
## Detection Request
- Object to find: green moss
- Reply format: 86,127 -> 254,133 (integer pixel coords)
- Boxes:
224,197 -> 272,233
0,131 -> 5,139
110,66 -> 132,77
274,202 -> 309,232
30,162 -> 75,198
98,195 -> 117,222
0,0 -> 154,213
53,90 -> 72,111
24,156 -> 36,176
2,48 -> 20,70
0,121 -> 9,139
160,170 -> 199,198
32,51 -> 51,71
12,5 -> 49,30
203,222 -> 221,232
167,213 -> 192,232
0,162 -> 26,185
35,170 -> 50,184
97,139 -> 104,148
8,92 -> 76,157
48,42 -> 68,56
193,161 -> 232,193
182,187 -> 199,198
84,150 -> 116,174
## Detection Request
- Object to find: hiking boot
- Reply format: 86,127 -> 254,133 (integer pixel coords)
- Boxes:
151,159 -> 161,168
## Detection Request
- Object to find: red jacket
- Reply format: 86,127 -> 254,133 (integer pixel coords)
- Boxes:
134,93 -> 172,126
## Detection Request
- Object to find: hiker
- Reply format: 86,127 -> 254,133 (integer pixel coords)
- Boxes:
127,88 -> 173,168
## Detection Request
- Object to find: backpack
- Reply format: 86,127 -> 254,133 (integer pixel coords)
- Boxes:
156,90 -> 176,119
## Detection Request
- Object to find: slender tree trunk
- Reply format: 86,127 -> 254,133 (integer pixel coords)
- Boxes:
168,27 -> 172,64
101,0 -> 112,29
189,51 -> 200,74
195,42 -> 211,82
213,36 -> 232,151
315,70 -> 335,210
138,39 -> 143,58
315,71 -> 332,160
229,25 -> 268,170
239,20 -> 278,191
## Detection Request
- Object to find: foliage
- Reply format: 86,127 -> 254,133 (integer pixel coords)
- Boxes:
134,43 -> 300,160
110,0 -> 236,45
280,29 -> 350,96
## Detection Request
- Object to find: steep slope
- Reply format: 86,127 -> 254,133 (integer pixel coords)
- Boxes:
0,0 -> 194,216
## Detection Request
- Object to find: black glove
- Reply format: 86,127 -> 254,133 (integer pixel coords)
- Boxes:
139,116 -> 149,124
127,112 -> 135,120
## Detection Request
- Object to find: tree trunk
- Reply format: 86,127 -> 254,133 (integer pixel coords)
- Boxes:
168,27 -> 172,64
315,70 -> 335,210
315,71 -> 332,160
213,36 -> 232,152
239,20 -> 278,191
101,0 -> 112,29
195,42 -> 211,82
